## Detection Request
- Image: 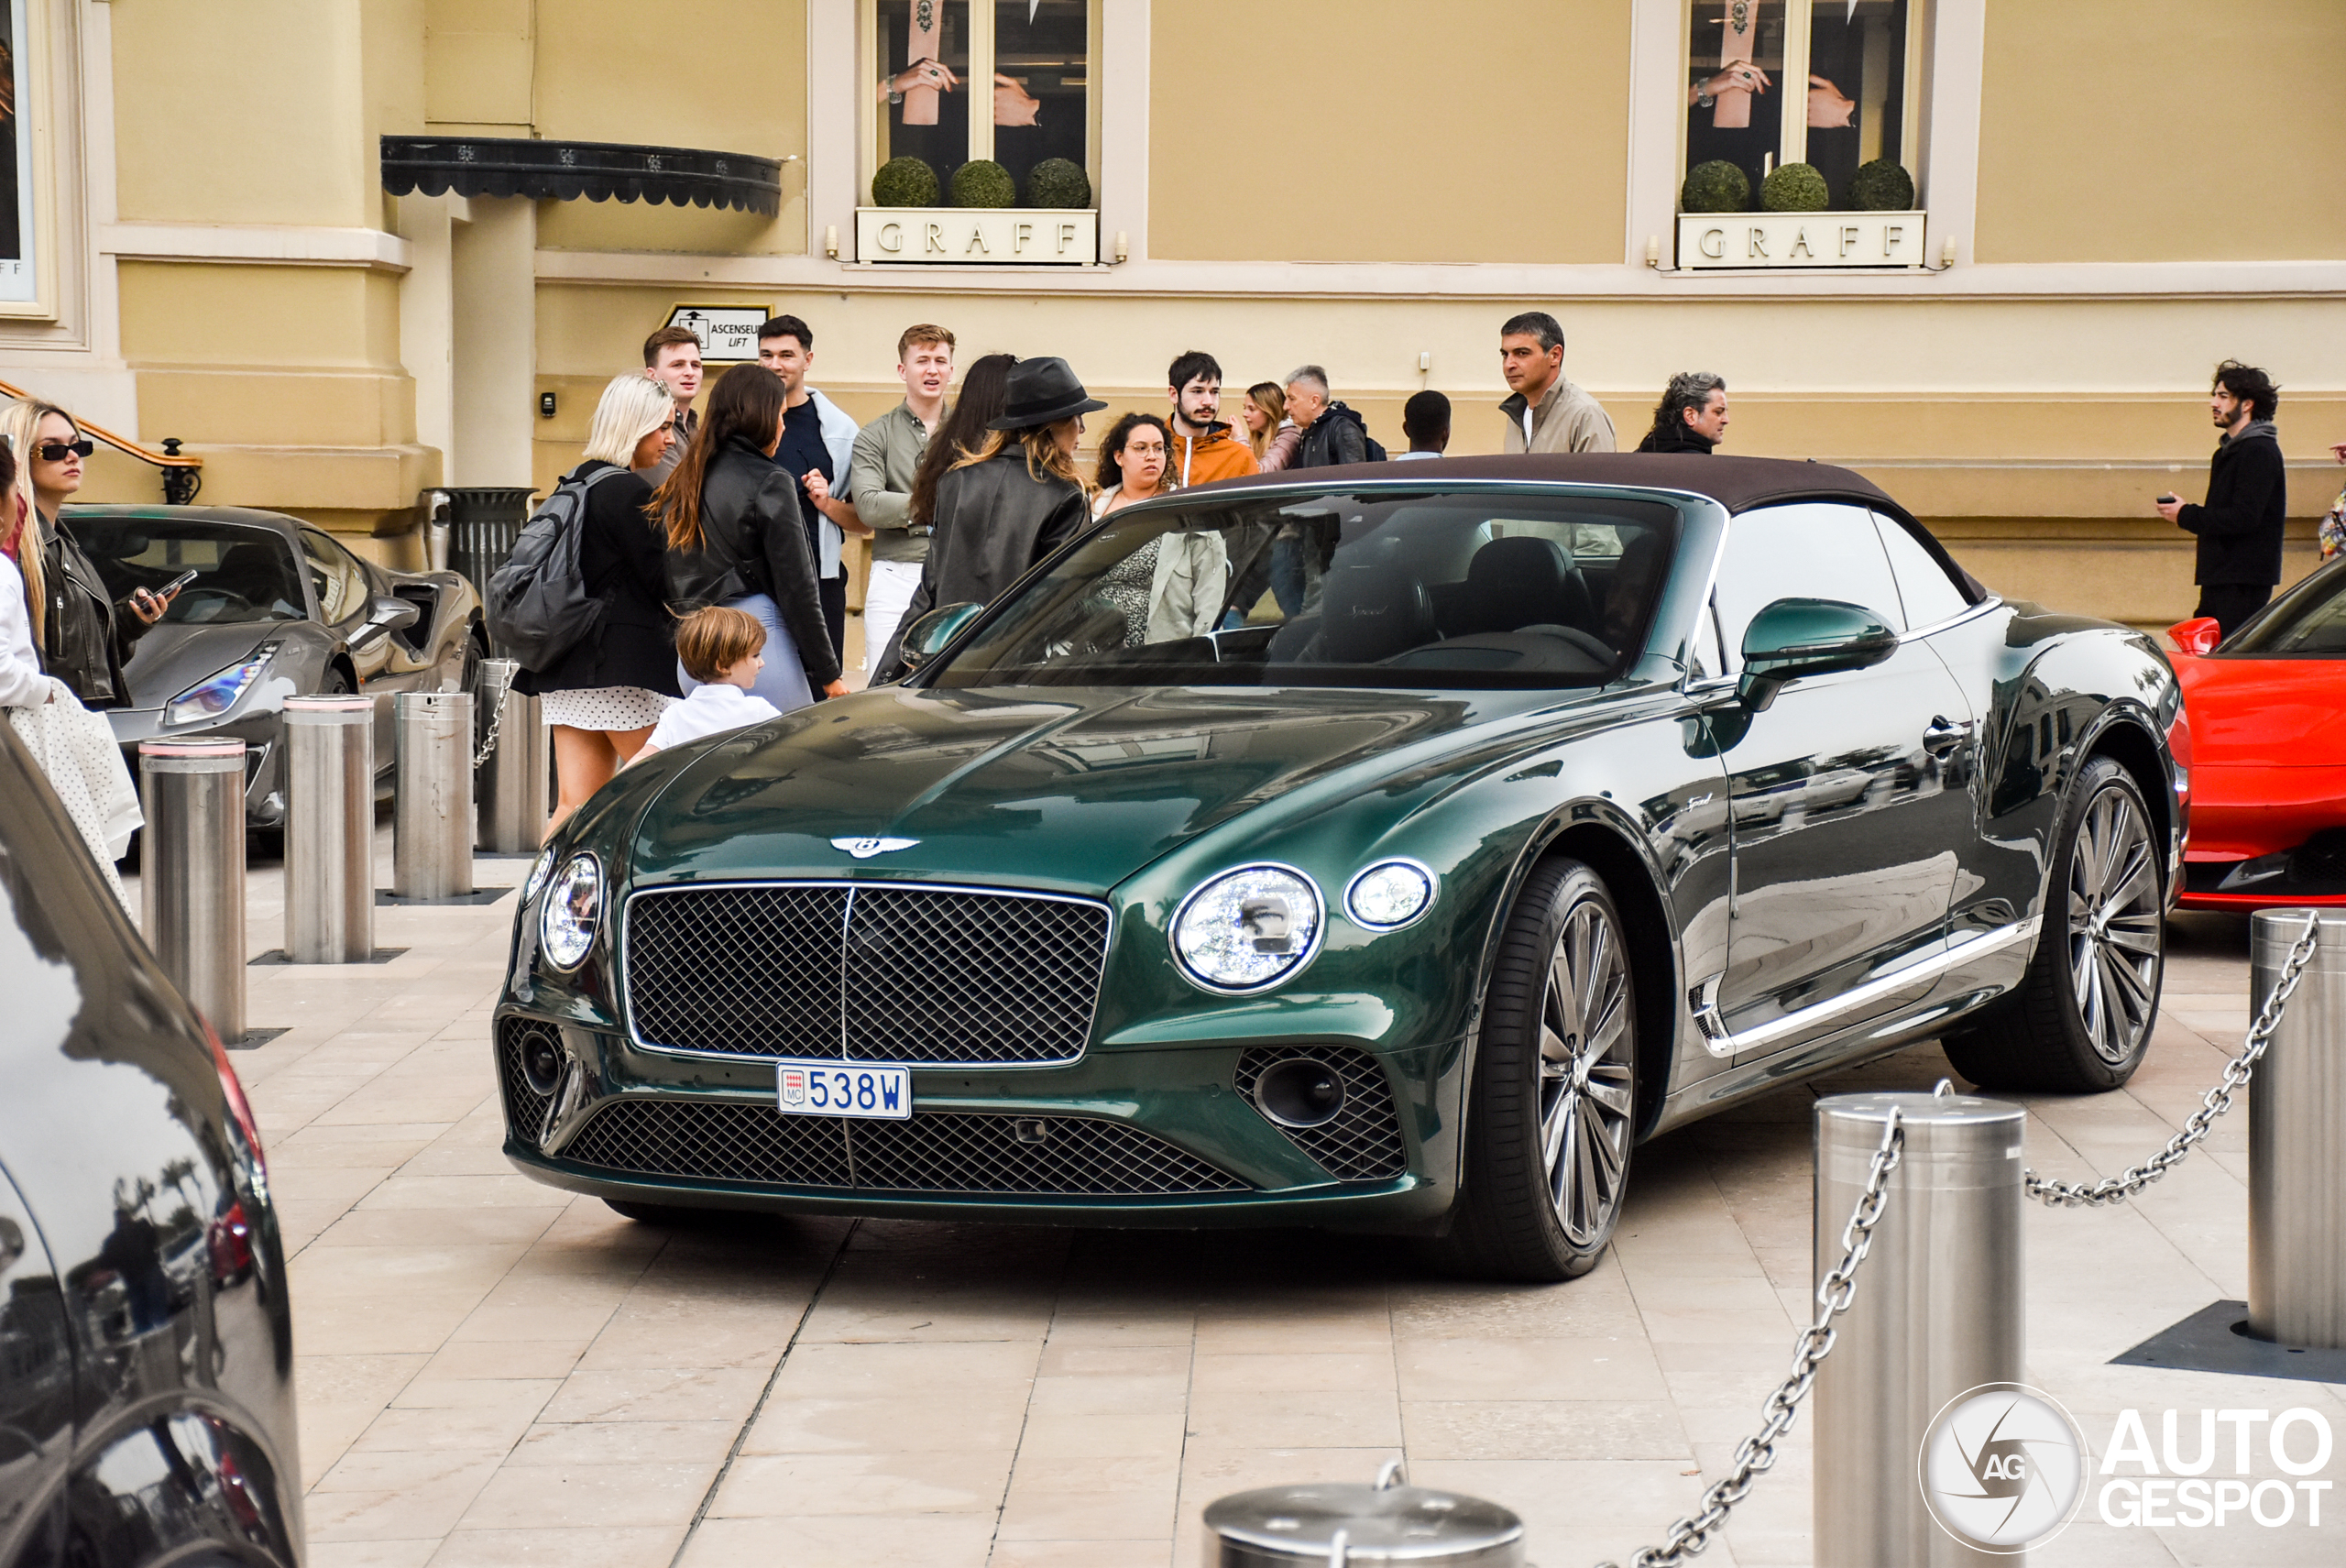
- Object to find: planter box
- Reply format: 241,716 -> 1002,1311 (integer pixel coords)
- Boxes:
1676,210 -> 1926,270
856,207 -> 1097,265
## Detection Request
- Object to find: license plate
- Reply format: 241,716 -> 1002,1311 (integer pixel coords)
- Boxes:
775,1058 -> 912,1121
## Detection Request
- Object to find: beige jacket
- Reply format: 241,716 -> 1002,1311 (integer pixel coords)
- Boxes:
1499,378 -> 1617,455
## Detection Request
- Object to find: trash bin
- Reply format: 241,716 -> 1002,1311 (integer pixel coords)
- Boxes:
443,486 -> 536,641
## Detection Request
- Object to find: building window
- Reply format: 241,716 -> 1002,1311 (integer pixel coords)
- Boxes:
862,1 -> 1097,209
0,0 -> 39,308
1683,1 -> 1921,209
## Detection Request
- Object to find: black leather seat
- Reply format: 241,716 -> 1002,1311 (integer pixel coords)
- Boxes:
1453,536 -> 1595,637
1319,561 -> 1438,663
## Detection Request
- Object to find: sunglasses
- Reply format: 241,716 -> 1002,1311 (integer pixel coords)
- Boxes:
38,440 -> 93,462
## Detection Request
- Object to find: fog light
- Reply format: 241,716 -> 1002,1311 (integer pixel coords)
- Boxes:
1255,1058 -> 1345,1129
521,1032 -> 565,1097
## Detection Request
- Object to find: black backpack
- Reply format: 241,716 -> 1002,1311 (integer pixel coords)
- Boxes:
485,466 -> 625,672
1324,402 -> 1387,463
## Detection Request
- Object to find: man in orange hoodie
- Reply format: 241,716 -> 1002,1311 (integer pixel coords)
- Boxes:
1166,350 -> 1261,490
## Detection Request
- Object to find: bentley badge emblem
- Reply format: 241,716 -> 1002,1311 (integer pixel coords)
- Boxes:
831,836 -> 919,859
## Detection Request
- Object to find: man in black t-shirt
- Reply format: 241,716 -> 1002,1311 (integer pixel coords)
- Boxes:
758,314 -> 869,663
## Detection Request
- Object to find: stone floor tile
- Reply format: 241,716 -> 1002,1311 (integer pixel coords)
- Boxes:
1400,1398 -> 1690,1460
305,1452 -> 506,1541
995,1453 -> 1180,1540
507,1420 -> 740,1467
989,1542 -> 1173,1568
352,1399 -> 544,1454
308,1542 -> 441,1568
1011,1408 -> 1188,1459
537,1366 -> 771,1425
425,1526 -> 686,1568
768,1338 -> 1043,1399
1190,1350 -> 1394,1394
674,1514 -> 995,1568
740,1392 -> 1028,1455
455,1460 -> 717,1530
1394,1337 -> 1668,1402
416,1341 -> 591,1383
1184,1388 -> 1403,1448
707,1449 -> 1017,1518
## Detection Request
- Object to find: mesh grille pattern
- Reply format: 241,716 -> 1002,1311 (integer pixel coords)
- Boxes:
559,1099 -> 1244,1196
496,1018 -> 559,1141
624,883 -> 1108,1065
2293,829 -> 2346,886
1234,1047 -> 1409,1181
627,885 -> 848,1058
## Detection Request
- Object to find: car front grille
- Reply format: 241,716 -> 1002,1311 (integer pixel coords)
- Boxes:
2293,829 -> 2346,888
496,1017 -> 560,1139
624,883 -> 1111,1067
559,1098 -> 1247,1197
1234,1047 -> 1409,1181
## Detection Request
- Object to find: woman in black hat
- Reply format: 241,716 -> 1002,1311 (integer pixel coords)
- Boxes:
875,356 -> 1104,675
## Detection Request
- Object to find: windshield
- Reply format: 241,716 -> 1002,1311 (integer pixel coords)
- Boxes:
65,517 -> 308,626
926,488 -> 1683,690
2220,561 -> 2346,658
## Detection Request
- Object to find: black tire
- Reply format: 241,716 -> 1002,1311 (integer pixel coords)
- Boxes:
1942,755 -> 2165,1093
1446,857 -> 1639,1282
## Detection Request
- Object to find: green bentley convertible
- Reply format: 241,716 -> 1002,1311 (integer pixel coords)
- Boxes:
497,454 -> 2182,1280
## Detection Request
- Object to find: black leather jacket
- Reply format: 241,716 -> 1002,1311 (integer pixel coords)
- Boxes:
39,513 -> 148,707
664,439 -> 840,688
878,449 -> 1089,676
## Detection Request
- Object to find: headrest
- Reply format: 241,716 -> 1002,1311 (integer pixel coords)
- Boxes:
1321,561 -> 1436,664
1468,534 -> 1573,593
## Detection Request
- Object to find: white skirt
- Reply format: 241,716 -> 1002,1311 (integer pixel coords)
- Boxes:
8,677 -> 140,913
540,685 -> 673,731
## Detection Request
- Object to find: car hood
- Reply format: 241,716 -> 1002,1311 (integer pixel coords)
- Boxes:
118,619 -> 309,710
2178,657 -> 2346,766
630,683 -> 1536,894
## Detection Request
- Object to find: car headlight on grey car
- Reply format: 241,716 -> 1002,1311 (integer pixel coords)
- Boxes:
1172,865 -> 1323,993
538,853 -> 603,970
163,641 -> 280,729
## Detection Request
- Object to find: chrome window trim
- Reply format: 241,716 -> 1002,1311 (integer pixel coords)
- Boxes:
619,879 -> 1113,1069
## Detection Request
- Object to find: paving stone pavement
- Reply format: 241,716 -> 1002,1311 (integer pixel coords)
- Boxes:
128,831 -> 2346,1566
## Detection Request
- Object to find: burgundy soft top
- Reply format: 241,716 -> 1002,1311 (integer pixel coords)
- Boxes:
1186,452 -> 1900,517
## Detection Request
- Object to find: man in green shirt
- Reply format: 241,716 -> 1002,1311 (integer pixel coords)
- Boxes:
847,323 -> 955,672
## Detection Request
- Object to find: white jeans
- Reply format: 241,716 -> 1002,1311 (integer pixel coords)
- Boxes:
863,558 -> 925,670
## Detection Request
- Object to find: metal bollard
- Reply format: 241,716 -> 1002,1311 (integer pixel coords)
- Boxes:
282,695 -> 375,962
2249,907 -> 2346,1348
474,659 -> 549,852
1814,1090 -> 2024,1567
139,738 -> 247,1041
392,690 -> 473,899
1203,1464 -> 1522,1566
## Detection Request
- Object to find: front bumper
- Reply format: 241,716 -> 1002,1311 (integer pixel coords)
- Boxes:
492,1009 -> 1464,1232
108,706 -> 286,825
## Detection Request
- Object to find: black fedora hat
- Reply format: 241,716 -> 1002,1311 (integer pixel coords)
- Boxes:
988,356 -> 1108,431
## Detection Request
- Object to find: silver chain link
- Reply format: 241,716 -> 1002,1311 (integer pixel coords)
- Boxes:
472,679 -> 510,770
2023,908 -> 2320,1209
1596,1107 -> 1906,1568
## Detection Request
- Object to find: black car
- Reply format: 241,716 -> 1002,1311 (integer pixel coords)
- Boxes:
0,727 -> 301,1566
63,505 -> 488,827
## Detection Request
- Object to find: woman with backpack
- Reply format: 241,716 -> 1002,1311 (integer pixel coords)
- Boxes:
656,363 -> 843,714
514,374 -> 684,832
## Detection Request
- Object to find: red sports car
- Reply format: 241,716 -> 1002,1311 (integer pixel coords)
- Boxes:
2171,558 -> 2346,909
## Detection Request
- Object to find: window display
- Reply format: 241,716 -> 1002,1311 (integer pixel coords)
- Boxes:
1682,0 -> 1918,214
869,0 -> 1094,211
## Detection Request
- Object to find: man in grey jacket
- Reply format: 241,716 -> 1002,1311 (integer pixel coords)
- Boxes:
848,323 -> 955,671
1497,311 -> 1616,454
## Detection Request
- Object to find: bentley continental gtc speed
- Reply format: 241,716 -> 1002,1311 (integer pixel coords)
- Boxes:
496,455 -> 2183,1280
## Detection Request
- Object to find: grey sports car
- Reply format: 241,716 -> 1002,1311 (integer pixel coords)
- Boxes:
63,504 -> 488,827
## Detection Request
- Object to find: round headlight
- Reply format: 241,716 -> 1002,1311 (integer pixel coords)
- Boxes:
521,845 -> 557,906
538,853 -> 603,970
1172,865 -> 1322,993
1345,859 -> 1437,930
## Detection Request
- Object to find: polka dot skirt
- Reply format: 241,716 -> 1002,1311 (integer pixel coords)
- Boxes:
538,685 -> 673,732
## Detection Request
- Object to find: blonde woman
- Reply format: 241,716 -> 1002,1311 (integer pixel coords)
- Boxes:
0,399 -> 172,708
515,374 -> 685,832
885,358 -> 1102,665
1243,381 -> 1300,473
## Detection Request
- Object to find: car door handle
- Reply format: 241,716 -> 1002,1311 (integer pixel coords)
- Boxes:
1922,716 -> 1971,757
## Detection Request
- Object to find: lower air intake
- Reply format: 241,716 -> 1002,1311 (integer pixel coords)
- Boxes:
1235,1046 -> 1409,1180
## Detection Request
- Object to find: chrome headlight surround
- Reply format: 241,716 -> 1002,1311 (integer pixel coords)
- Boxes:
537,852 -> 604,970
1343,858 -> 1438,931
521,845 -> 558,907
1170,863 -> 1324,994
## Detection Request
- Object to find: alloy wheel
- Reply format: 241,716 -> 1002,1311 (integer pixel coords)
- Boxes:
2066,784 -> 2162,1065
1538,896 -> 1637,1245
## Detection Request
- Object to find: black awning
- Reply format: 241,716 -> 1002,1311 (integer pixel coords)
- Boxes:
380,136 -> 782,215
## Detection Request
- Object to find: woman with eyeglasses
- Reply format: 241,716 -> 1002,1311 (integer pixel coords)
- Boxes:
0,400 -> 172,708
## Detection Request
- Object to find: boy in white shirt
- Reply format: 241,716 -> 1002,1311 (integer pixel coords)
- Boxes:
632,606 -> 784,763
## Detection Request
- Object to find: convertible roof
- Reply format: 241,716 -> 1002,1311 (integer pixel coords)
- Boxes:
1200,453 -> 1900,515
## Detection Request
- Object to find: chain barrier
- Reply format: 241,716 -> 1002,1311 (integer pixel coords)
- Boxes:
2023,908 -> 2320,1209
472,680 -> 509,771
1595,1107 -> 1906,1568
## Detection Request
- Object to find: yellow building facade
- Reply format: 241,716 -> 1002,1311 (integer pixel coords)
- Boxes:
3,0 -> 2341,640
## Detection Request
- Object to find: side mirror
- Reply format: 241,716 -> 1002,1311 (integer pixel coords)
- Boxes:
1737,598 -> 1899,713
2168,616 -> 2221,657
347,596 -> 422,651
897,601 -> 984,671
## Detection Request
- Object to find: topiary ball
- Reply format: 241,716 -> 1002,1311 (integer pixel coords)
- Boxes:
1847,159 -> 1915,212
1760,162 -> 1831,214
871,157 -> 938,207
949,159 -> 1017,209
1680,159 -> 1750,214
1024,157 -> 1092,209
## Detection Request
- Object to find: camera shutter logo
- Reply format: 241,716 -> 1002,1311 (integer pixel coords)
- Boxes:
1919,1383 -> 2088,1552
